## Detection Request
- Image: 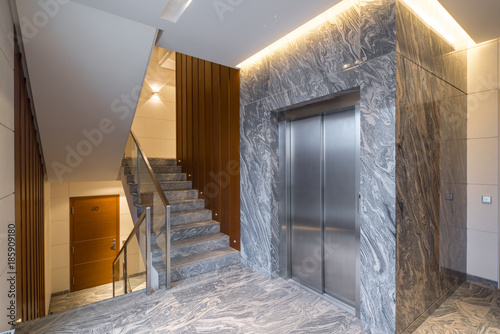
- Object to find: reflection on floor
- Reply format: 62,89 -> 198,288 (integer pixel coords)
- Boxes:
49,274 -> 147,314
16,265 -> 500,334
414,281 -> 500,333
17,264 -> 362,333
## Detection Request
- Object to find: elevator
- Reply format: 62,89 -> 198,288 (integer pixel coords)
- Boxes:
279,96 -> 360,316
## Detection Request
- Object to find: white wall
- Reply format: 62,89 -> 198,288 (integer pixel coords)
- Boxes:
132,46 -> 176,159
467,39 -> 500,285
49,181 -> 134,294
0,0 -> 15,330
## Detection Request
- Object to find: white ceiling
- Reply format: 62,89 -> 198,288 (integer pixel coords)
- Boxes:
16,0 -> 157,182
439,0 -> 500,44
72,0 -> 342,68
15,0 -> 500,183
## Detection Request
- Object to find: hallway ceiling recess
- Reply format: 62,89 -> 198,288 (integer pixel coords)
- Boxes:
72,0 -> 500,68
15,0 -> 157,182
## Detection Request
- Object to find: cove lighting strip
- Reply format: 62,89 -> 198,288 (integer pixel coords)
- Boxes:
237,0 -> 475,69
236,0 -> 356,68
399,0 -> 475,49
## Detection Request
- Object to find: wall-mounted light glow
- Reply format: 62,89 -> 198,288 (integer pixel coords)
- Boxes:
151,91 -> 161,101
237,0 -> 476,69
399,0 -> 475,50
236,0 -> 357,68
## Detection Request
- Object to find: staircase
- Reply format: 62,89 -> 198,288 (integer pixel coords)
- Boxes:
123,158 -> 240,286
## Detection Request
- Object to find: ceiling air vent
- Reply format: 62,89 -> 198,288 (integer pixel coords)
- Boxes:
161,0 -> 192,23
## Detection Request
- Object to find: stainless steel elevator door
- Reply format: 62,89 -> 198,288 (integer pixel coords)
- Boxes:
288,107 -> 359,310
290,116 -> 323,293
323,110 -> 357,307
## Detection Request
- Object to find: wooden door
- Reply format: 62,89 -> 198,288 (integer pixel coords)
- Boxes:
70,195 -> 120,292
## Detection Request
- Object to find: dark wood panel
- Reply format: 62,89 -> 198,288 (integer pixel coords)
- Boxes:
72,196 -> 119,241
186,56 -> 193,182
73,258 -> 115,292
176,53 -> 182,163
15,37 -> 46,322
229,68 -> 241,250
204,62 -> 213,206
181,54 -> 188,168
192,58 -> 200,190
220,66 -> 230,236
70,195 -> 120,292
73,237 -> 118,267
211,63 -> 221,222
198,60 -> 206,193
176,53 -> 240,251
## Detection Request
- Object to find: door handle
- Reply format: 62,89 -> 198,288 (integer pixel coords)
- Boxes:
111,239 -> 116,250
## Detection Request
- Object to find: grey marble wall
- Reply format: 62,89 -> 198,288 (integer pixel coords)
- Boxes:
239,1 -> 397,333
395,1 -> 467,333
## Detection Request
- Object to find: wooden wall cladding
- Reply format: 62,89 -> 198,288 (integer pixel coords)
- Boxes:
14,46 -> 46,321
176,53 -> 240,251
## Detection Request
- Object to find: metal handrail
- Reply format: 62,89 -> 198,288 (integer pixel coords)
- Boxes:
130,131 -> 170,207
129,131 -> 171,289
113,207 -> 152,297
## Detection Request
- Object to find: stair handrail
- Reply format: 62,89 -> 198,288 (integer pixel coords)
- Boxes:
130,131 -> 171,208
113,206 -> 152,297
129,130 -> 171,289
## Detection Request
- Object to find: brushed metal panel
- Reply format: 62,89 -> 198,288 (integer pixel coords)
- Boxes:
290,116 -> 323,293
323,109 -> 357,307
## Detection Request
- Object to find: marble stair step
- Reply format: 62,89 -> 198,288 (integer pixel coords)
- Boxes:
137,199 -> 206,217
147,158 -> 178,166
171,233 -> 229,259
129,181 -> 192,193
133,190 -> 198,205
169,248 -> 240,282
126,173 -> 187,184
165,189 -> 199,201
171,221 -> 221,242
171,209 -> 213,226
124,165 -> 182,175
151,222 -> 223,265
122,158 -> 177,166
170,199 -> 205,213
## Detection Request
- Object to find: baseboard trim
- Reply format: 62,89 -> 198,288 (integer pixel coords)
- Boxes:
467,274 -> 498,289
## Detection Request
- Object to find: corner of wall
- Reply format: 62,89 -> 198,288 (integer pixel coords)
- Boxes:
0,0 -> 16,330
466,39 -> 500,286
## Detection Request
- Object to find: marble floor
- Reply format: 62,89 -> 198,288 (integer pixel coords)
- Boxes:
49,274 -> 147,314
15,265 -> 500,334
414,281 -> 500,334
17,264 -> 361,334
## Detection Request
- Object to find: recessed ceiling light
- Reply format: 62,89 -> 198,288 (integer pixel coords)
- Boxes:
161,0 -> 192,23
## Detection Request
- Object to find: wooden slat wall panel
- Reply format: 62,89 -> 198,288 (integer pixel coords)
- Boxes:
228,69 -> 240,246
220,66 -> 230,239
198,60 -> 206,192
176,54 -> 240,250
192,59 -> 200,190
211,63 -> 221,228
204,62 -> 213,207
14,46 -> 46,322
175,53 -> 182,165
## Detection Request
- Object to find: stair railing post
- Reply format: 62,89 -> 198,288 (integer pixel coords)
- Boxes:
112,264 -> 115,297
146,207 -> 152,295
124,246 -> 128,295
166,204 -> 171,289
137,150 -> 141,205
